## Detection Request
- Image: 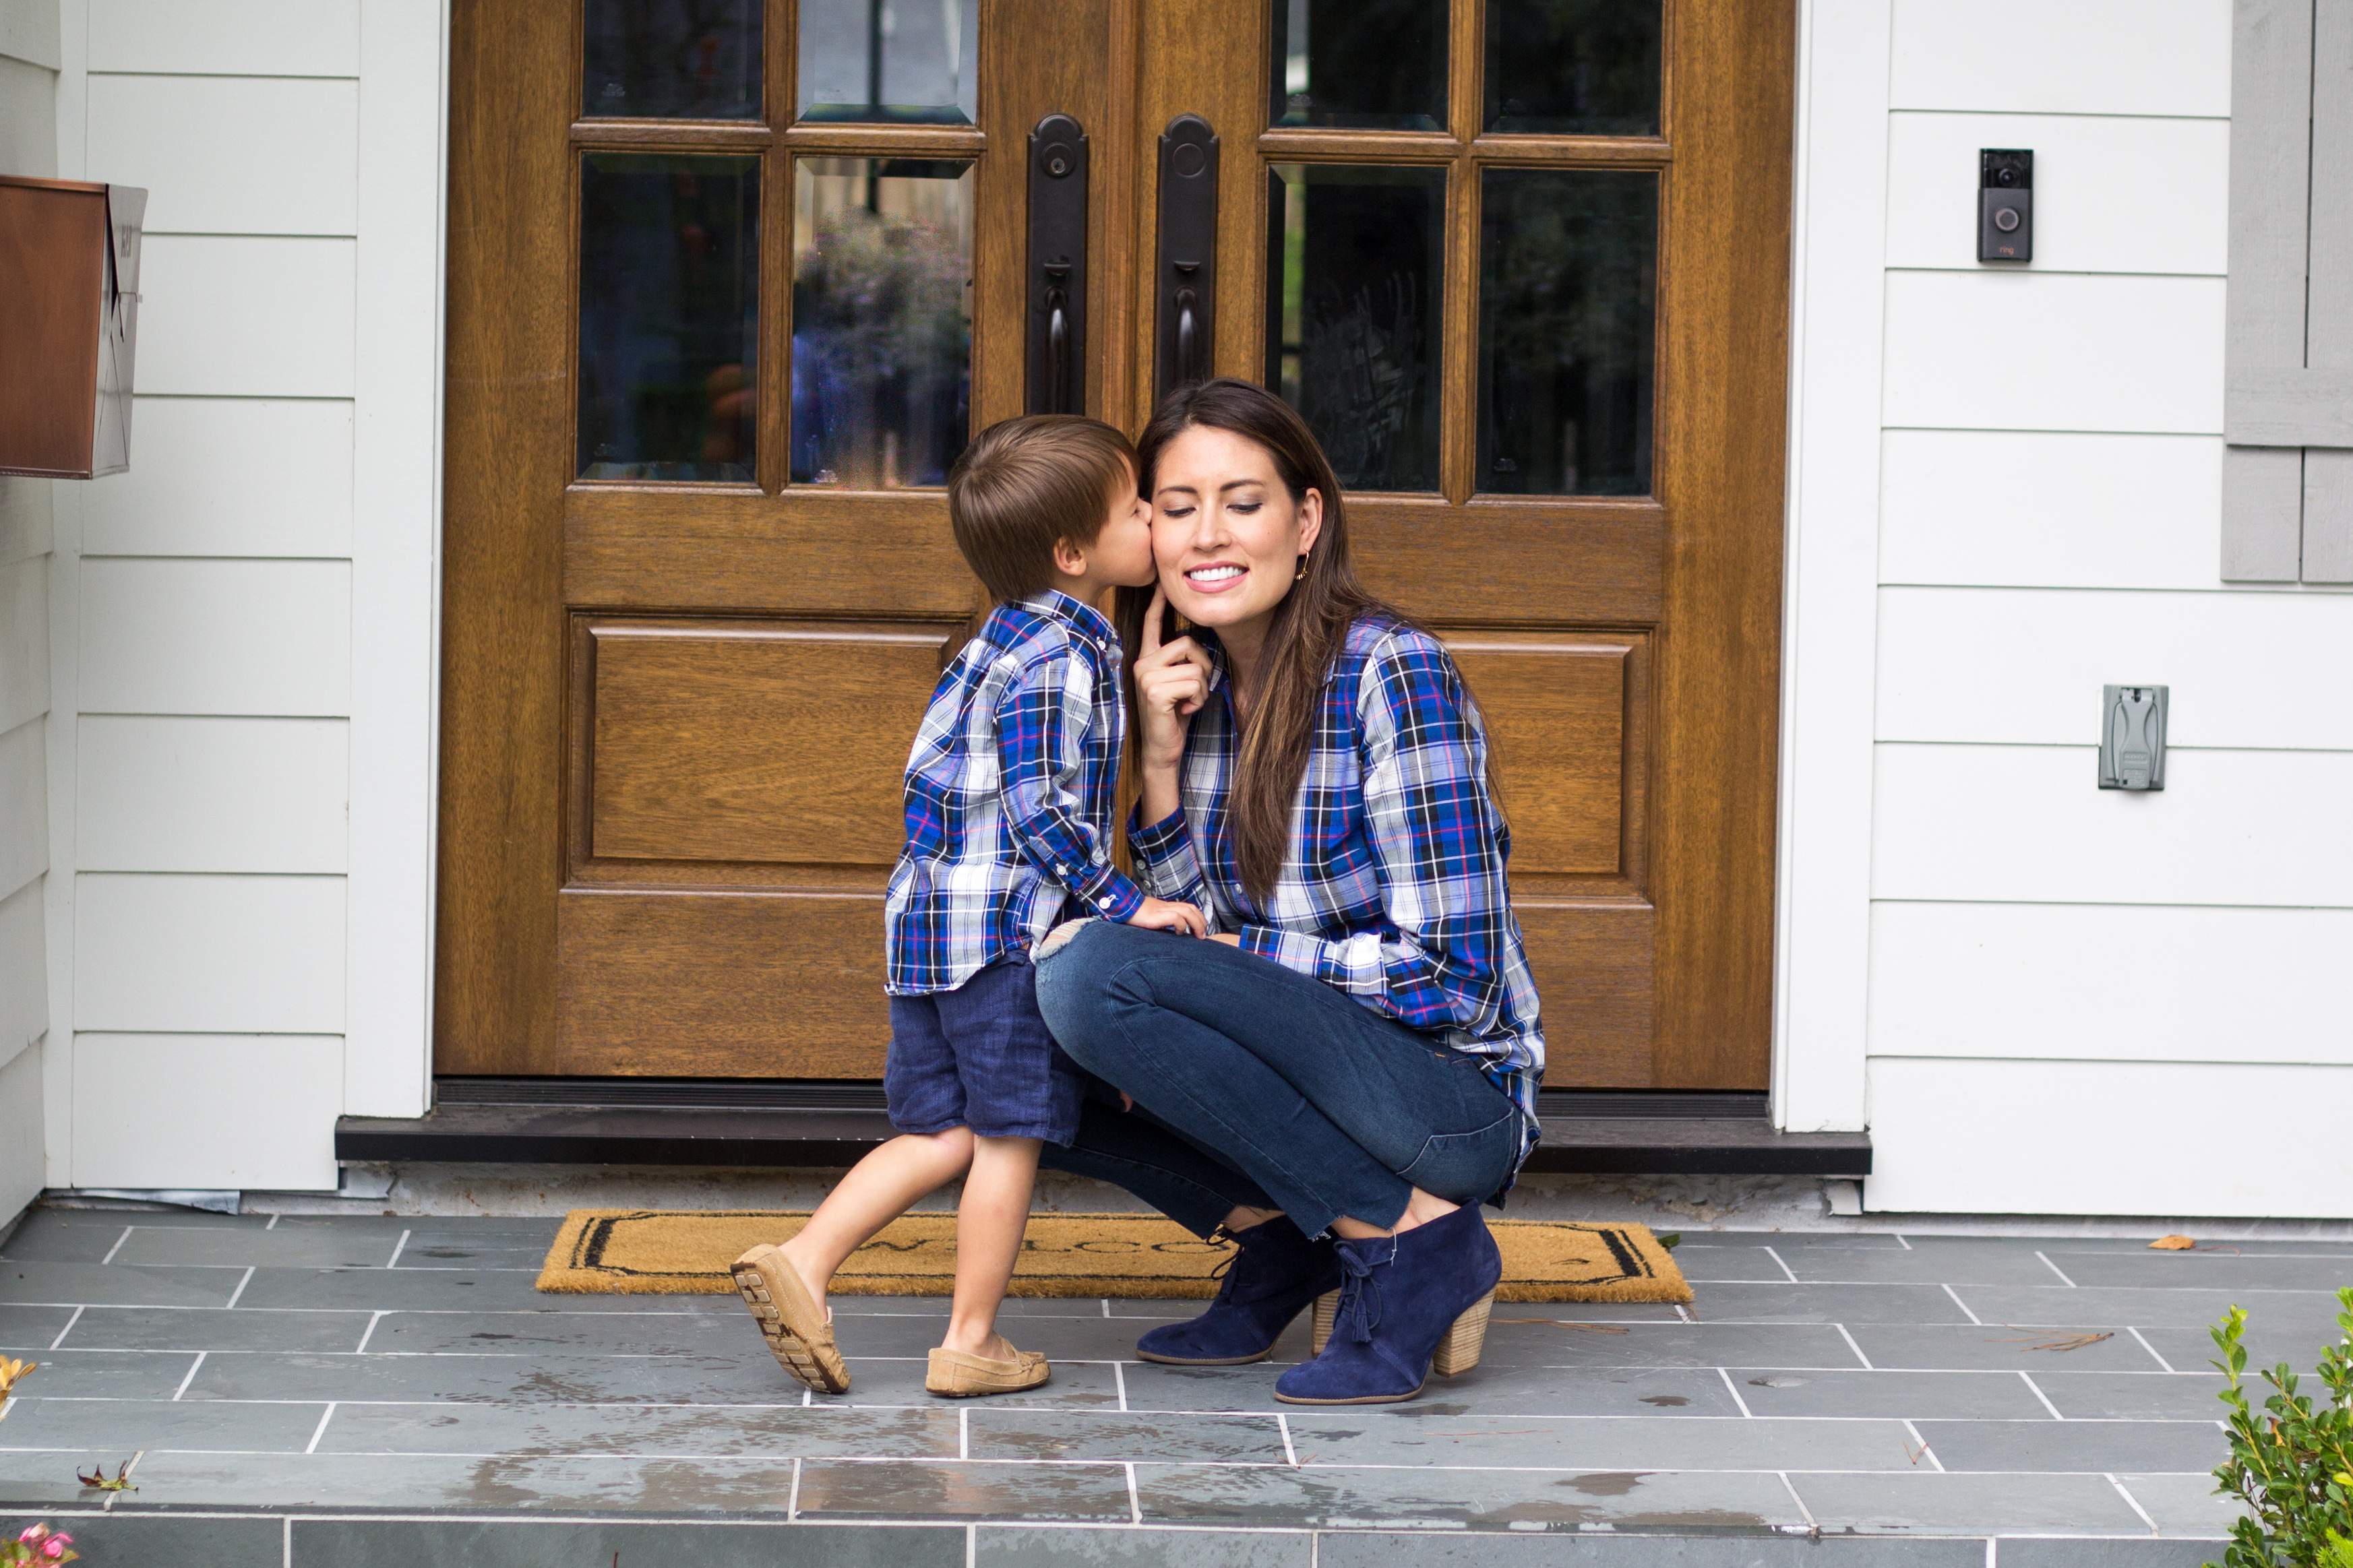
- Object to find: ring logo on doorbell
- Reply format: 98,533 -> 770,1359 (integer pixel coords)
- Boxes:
1979,149 -> 2032,262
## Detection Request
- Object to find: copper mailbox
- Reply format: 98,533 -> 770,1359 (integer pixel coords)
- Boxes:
0,175 -> 146,479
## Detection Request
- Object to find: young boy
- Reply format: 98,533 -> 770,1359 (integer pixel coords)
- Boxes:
731,415 -> 1203,1399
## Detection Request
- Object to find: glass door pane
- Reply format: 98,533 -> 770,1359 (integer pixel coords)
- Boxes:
583,0 -> 762,119
798,0 -> 980,124
1484,0 -> 1663,136
1265,164 -> 1444,492
1476,168 -> 1657,495
1270,0 -> 1447,130
578,152 -> 760,481
791,158 -> 975,487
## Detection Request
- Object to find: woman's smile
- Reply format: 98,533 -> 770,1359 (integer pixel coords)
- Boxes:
1182,561 -> 1248,591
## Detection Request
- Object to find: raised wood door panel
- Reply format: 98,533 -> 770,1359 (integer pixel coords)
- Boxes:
582,619 -> 940,867
438,0 -> 1792,1090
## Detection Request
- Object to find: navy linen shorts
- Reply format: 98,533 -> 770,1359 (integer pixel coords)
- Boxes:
885,956 -> 1084,1145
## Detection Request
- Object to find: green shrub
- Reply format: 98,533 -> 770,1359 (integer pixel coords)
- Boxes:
2209,1286 -> 2353,1567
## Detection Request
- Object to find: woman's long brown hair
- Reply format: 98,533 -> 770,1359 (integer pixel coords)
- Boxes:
1116,379 -> 1498,907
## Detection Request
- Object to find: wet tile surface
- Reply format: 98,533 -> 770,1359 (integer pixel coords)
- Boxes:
0,1210 -> 2261,1550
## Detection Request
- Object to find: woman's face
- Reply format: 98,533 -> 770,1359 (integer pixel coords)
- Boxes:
1149,425 -> 1323,637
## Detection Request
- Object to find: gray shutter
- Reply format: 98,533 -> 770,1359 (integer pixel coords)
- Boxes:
2224,0 -> 2353,581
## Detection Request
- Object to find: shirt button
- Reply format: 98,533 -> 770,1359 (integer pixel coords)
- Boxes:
1056,865 -> 1068,875
1097,896 -> 1112,909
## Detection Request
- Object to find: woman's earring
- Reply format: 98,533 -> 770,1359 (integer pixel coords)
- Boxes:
1294,555 -> 1310,582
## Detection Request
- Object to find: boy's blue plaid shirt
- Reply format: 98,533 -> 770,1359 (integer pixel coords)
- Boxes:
1130,615 -> 1546,1164
884,590 -> 1146,996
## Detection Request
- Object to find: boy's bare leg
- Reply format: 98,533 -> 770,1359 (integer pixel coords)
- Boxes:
941,1135 -> 1043,1356
779,1129 -> 975,1313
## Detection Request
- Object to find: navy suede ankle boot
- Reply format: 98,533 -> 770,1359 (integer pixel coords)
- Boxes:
1134,1216 -> 1341,1367
1271,1203 -> 1503,1406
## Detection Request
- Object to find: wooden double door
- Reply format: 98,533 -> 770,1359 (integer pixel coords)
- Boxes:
437,0 -> 1794,1089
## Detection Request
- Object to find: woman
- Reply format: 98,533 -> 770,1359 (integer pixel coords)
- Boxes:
1034,379 -> 1544,1407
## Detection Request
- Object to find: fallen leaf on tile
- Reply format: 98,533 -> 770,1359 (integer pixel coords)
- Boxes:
1992,1328 -> 2115,1352
1492,1319 -> 1631,1334
2150,1234 -> 2196,1250
75,1461 -> 135,1493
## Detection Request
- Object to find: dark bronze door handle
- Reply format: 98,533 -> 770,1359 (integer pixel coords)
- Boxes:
1027,113 -> 1089,415
1156,113 -> 1218,401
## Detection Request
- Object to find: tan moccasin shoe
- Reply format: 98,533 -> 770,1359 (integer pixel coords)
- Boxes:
731,1243 -> 850,1394
925,1341 -> 1049,1398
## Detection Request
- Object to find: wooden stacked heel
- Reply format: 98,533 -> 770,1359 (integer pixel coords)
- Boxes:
1308,1286 -> 1497,1375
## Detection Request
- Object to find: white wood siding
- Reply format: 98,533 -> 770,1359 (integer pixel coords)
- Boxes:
0,879 -> 42,1061
1777,0 -> 2353,1215
1,0 -> 55,1224
78,559 -> 351,716
76,716 -> 348,873
0,553 -> 45,733
86,75 -> 357,234
82,399 -> 354,558
74,873 -> 344,1034
1880,431 -> 2225,590
87,0 -> 356,77
1881,272 -> 2226,434
1889,0 -> 2232,116
42,0 -> 445,1189
1874,745 -> 2353,906
1867,1057 -> 2353,1216
71,1033 -> 340,1191
1870,902 -> 2353,1065
1886,113 -> 2229,277
0,720 -> 43,944
134,237 -> 357,398
1876,586 -> 2353,747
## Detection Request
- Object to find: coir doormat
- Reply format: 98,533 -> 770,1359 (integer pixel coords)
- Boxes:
536,1210 -> 1692,1303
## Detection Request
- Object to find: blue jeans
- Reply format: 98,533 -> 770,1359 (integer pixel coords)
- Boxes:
1033,920 -> 1524,1239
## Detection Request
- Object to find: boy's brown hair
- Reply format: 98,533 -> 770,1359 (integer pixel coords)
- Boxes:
947,415 -> 1138,604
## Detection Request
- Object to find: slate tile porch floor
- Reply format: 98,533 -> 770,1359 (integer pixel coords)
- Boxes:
3,1211 -> 2345,1565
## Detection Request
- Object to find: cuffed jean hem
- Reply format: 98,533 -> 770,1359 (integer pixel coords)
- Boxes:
1039,1101 -> 1268,1238
1035,919 -> 1521,1241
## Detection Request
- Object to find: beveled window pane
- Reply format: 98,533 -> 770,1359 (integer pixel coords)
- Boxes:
578,154 -> 759,483
798,0 -> 979,125
792,158 -> 973,487
1271,0 -> 1446,131
1484,0 -> 1662,136
1265,164 -> 1442,493
1477,170 -> 1656,496
582,0 -> 762,120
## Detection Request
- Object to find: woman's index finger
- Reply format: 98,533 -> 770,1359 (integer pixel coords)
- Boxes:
1140,585 -> 1166,655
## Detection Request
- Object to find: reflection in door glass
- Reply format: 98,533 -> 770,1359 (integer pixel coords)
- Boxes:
1484,0 -> 1661,135
792,159 -> 973,487
1265,165 -> 1442,493
799,0 -> 979,124
582,0 -> 762,119
1477,170 -> 1655,496
1271,0 -> 1445,131
578,154 -> 759,482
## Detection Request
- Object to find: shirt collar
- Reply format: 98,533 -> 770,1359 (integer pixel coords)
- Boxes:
1020,588 -> 1119,650
1197,628 -> 1227,692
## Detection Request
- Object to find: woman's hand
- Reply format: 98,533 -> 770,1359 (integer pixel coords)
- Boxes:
1134,584 -> 1212,763
1129,896 -> 1207,938
1133,584 -> 1214,821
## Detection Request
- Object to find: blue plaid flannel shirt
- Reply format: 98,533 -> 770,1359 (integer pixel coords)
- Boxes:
1130,615 -> 1546,1167
884,590 -> 1147,996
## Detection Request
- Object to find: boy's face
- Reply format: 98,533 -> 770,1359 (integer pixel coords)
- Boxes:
1091,464 -> 1157,588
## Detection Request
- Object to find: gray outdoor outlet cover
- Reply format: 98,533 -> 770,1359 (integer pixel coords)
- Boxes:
2098,685 -> 2168,790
